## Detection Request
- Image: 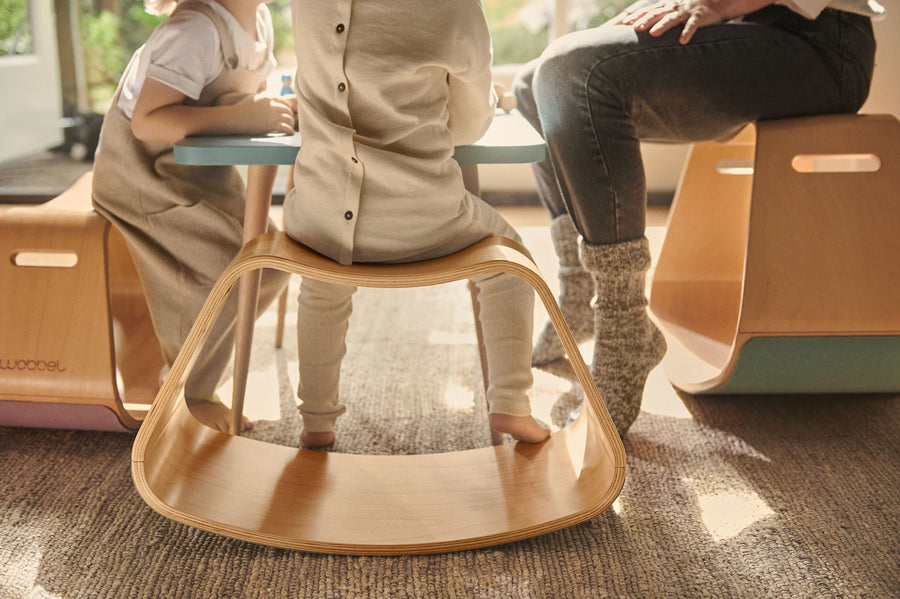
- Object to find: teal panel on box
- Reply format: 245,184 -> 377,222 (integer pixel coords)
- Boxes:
704,336 -> 900,395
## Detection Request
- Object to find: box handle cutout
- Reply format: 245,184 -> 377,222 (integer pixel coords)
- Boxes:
792,153 -> 881,173
716,160 -> 754,175
11,251 -> 79,268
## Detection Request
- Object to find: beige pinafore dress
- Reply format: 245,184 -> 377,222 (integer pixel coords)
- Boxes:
91,1 -> 287,403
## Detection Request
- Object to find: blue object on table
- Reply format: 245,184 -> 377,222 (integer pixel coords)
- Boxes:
280,74 -> 293,96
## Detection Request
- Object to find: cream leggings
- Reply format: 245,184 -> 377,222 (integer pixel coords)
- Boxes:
294,200 -> 535,433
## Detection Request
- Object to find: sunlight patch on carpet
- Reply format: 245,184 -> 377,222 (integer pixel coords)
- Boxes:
530,369 -> 578,431
442,378 -> 477,411
256,308 -> 294,329
640,366 -> 693,420
1,540 -> 64,599
693,486 -> 775,542
216,369 -> 283,422
428,330 -> 476,346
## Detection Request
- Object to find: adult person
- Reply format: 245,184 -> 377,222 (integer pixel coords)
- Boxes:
513,0 -> 883,436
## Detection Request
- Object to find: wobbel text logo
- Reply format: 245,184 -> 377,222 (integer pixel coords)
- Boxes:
0,358 -> 67,372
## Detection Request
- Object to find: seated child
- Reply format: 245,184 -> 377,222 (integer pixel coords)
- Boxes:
286,1 -> 550,448
91,0 -> 294,432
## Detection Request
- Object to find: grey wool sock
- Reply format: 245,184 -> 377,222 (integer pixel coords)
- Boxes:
532,214 -> 595,366
579,236 -> 667,437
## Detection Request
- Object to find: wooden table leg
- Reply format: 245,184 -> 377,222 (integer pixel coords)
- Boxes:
230,164 -> 279,434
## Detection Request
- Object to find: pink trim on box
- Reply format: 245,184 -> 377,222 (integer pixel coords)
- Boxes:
0,401 -> 133,432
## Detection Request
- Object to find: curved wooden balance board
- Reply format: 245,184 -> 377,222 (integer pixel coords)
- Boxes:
0,173 -> 164,431
132,232 -> 625,555
650,114 -> 900,395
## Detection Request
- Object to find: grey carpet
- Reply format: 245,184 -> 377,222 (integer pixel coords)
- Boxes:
1,226 -> 898,598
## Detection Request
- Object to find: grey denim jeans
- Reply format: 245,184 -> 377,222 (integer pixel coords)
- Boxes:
512,4 -> 876,244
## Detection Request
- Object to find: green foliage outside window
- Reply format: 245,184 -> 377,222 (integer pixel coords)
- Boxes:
80,9 -> 128,107
487,0 -> 632,65
78,0 -> 162,109
0,0 -> 33,57
77,0 -> 293,111
76,0 -> 628,110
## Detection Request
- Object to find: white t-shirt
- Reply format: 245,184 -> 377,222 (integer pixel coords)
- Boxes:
115,0 -> 275,118
776,0 -> 886,20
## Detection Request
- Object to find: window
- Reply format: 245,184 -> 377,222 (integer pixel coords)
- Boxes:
486,0 -> 632,66
1,0 -> 34,57
0,0 -> 62,162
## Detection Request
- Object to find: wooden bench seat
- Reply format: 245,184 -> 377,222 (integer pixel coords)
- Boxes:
0,172 -> 164,431
649,114 -> 900,394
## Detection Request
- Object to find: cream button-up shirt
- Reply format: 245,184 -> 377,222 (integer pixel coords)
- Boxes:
285,1 -> 497,265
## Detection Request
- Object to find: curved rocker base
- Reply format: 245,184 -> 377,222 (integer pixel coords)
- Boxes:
132,232 -> 626,555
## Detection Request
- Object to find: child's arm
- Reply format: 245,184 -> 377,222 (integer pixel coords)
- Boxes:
131,78 -> 295,144
446,3 -> 496,146
447,73 -> 496,147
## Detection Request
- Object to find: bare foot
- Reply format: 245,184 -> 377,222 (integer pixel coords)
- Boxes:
188,400 -> 254,433
300,429 -> 335,449
490,413 -> 550,443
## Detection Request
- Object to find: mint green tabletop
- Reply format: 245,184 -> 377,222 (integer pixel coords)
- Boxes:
174,110 -> 546,166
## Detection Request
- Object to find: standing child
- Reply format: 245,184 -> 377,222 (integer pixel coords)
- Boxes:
286,1 -> 549,448
92,0 -> 294,432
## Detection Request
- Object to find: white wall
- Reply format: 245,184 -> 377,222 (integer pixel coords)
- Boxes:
0,0 -> 63,163
482,17 -> 899,196
862,18 -> 900,117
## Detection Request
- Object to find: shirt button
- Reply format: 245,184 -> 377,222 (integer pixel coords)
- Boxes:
344,211 -> 354,220
336,23 -> 345,33
338,82 -> 346,92
351,156 -> 358,164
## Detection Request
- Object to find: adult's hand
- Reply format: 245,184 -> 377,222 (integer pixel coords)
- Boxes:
613,0 -> 774,44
